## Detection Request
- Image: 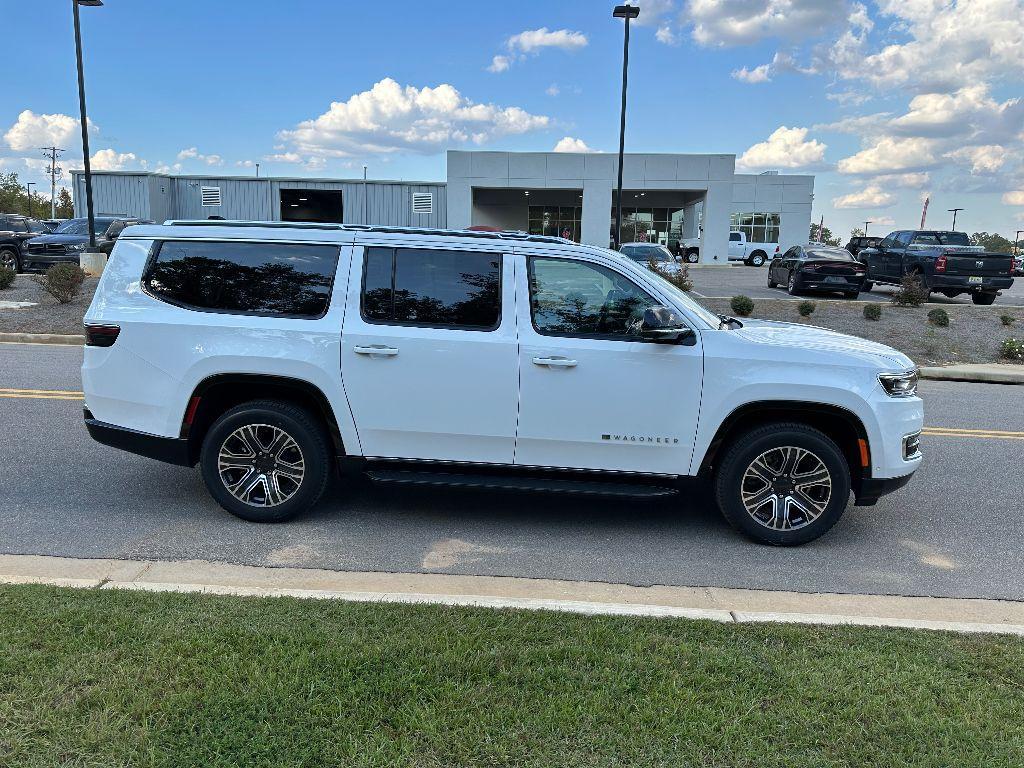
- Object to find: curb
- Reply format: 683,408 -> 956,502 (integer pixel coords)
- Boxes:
919,365 -> 1024,385
2,554 -> 1024,636
0,332 -> 84,346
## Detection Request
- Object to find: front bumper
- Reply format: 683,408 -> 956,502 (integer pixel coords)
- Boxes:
23,252 -> 81,272
928,275 -> 1013,292
854,472 -> 915,506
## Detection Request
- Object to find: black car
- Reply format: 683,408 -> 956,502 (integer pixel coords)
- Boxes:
22,216 -> 151,272
768,245 -> 867,298
0,214 -> 52,273
844,236 -> 882,260
860,230 -> 1014,305
619,242 -> 677,265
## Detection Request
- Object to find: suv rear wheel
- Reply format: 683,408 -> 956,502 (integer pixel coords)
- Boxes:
200,399 -> 331,523
714,423 -> 851,545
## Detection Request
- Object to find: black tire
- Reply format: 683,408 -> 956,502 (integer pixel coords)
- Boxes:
861,281 -> 873,292
0,247 -> 20,274
787,271 -> 801,296
767,271 -> 778,289
714,422 -> 851,546
972,292 -> 996,306
200,399 -> 332,523
748,251 -> 767,267
685,250 -> 700,264
844,290 -> 859,299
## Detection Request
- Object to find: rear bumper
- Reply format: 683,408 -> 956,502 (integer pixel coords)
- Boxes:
84,409 -> 194,466
797,275 -> 865,292
855,472 -> 915,506
928,275 -> 1013,292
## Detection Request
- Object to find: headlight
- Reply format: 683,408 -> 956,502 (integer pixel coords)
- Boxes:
66,243 -> 87,251
879,370 -> 919,397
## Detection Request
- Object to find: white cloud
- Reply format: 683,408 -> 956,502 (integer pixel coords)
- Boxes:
731,63 -> 771,83
875,172 -> 930,189
4,110 -> 95,152
655,25 -> 679,45
813,113 -> 892,135
277,77 -> 550,157
545,83 -> 560,97
236,159 -> 255,168
506,28 -> 587,54
487,55 -> 511,73
89,149 -> 138,171
153,162 -> 183,174
632,0 -> 675,26
889,86 -> 1024,141
736,126 -> 827,171
837,136 -> 938,174
684,0 -> 850,47
832,184 -> 896,209
944,145 -> 1008,175
553,137 -> 595,153
263,152 -> 302,163
177,147 -> 224,166
1002,191 -> 1024,206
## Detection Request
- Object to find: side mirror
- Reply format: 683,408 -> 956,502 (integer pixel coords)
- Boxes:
640,306 -> 696,345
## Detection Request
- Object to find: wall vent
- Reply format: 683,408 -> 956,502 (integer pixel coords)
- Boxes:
411,192 -> 433,215
200,186 -> 222,206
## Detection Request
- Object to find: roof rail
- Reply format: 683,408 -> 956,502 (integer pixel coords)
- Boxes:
163,220 -> 571,245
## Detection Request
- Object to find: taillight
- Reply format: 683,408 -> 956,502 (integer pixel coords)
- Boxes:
935,254 -> 947,273
774,246 -> 780,255
85,324 -> 120,347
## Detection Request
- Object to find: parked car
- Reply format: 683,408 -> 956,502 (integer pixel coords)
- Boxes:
22,216 -> 151,272
845,236 -> 883,260
619,242 -> 687,275
0,214 -> 52,273
860,230 -> 1014,305
678,236 -> 702,263
1013,252 -> 1024,277
82,221 -> 922,546
727,231 -> 778,267
768,245 -> 867,298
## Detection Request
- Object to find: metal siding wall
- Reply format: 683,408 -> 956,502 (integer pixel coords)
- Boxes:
73,173 -> 150,219
173,177 -> 274,220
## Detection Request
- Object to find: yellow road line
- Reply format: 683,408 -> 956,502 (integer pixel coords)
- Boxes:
921,426 -> 1024,437
922,429 -> 1024,441
0,387 -> 84,396
0,393 -> 84,401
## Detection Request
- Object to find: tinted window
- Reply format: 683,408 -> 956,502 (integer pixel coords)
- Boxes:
54,217 -> 115,235
529,257 -> 658,339
621,244 -> 672,262
7,218 -> 27,232
729,232 -> 742,242
144,240 -> 340,318
913,232 -> 971,246
26,219 -> 50,233
361,247 -> 501,330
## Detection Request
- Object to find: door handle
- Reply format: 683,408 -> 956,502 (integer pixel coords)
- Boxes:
353,345 -> 399,357
532,356 -> 577,368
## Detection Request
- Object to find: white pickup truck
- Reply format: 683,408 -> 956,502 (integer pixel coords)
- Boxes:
728,231 -> 778,267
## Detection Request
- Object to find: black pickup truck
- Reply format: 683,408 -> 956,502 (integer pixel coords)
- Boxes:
861,230 -> 1015,305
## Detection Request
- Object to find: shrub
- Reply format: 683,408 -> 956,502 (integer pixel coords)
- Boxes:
890,273 -> 929,307
31,263 -> 86,304
730,295 -> 754,317
1001,314 -> 1016,327
0,265 -> 14,290
798,300 -> 816,317
863,303 -> 882,321
927,308 -> 950,327
1000,338 -> 1024,361
648,259 -> 694,292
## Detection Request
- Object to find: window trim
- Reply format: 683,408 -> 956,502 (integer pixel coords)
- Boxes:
140,239 -> 342,320
359,245 -> 504,333
526,254 -> 664,343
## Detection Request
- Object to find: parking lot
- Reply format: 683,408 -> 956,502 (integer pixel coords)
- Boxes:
2,341 -> 1023,602
690,263 -> 1024,306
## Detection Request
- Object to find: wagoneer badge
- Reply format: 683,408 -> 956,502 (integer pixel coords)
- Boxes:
602,434 -> 679,444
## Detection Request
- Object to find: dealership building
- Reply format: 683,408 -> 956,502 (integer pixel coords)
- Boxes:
73,150 -> 814,263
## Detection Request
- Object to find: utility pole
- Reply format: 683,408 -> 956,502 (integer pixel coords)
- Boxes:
41,146 -> 66,218
363,165 -> 368,224
25,182 -> 36,217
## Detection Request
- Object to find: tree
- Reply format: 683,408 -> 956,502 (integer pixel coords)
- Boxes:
970,232 -> 1015,253
809,223 -> 841,247
0,171 -> 54,218
55,188 -> 74,218
850,227 -> 866,239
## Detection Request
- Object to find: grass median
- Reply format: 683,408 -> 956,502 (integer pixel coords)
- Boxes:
2,584 -> 1023,767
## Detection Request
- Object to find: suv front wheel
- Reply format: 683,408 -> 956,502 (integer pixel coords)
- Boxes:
714,423 -> 851,545
200,399 -> 331,523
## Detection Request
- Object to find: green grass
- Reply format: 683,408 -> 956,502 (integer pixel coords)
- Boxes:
1,585 -> 1023,767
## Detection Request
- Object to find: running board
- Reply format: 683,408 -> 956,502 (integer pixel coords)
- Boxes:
364,469 -> 678,498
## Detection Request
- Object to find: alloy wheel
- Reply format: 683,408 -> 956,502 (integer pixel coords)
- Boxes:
217,423 -> 305,507
0,250 -> 17,272
740,446 -> 832,531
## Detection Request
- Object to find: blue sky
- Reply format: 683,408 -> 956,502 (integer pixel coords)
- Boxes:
3,0 -> 1023,239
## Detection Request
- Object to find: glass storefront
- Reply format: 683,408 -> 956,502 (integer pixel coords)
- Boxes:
730,212 -> 781,244
528,206 -> 582,241
609,207 -> 685,252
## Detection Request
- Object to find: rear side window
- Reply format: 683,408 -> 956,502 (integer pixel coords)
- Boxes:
360,247 -> 501,330
144,240 -> 340,318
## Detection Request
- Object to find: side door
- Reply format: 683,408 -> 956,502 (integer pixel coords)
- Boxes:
514,251 -> 703,475
868,234 -> 894,280
728,232 -> 743,260
340,243 -> 518,464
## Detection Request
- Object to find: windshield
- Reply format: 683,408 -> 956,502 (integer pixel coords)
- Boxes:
54,218 -> 115,235
603,248 -> 721,328
913,232 -> 970,246
621,244 -> 673,263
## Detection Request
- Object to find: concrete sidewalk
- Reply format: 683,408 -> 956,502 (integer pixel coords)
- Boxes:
919,363 -> 1024,384
2,553 -> 1024,635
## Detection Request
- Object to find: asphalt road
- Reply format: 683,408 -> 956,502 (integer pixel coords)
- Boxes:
690,263 -> 1024,306
2,342 -> 1022,601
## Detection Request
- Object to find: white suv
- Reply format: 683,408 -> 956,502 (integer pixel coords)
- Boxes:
82,221 -> 923,545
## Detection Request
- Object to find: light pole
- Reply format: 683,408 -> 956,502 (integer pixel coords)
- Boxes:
73,0 -> 102,250
948,208 -> 964,230
363,165 -> 368,224
25,182 -> 36,217
255,162 -> 260,178
612,4 -> 639,250
864,220 -> 873,235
